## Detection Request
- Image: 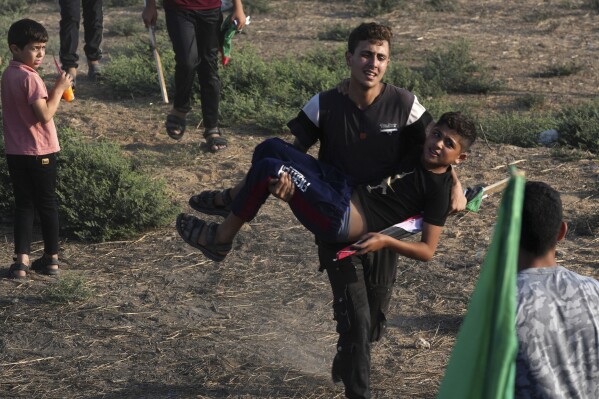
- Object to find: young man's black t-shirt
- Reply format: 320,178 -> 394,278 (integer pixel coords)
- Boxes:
287,84 -> 433,186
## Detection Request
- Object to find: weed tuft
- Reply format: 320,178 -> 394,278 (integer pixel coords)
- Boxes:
44,275 -> 94,304
556,99 -> 599,153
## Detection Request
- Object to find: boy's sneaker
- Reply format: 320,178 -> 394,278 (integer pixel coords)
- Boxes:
88,62 -> 102,80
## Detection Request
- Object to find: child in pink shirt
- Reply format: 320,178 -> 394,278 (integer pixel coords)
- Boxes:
1,19 -> 73,278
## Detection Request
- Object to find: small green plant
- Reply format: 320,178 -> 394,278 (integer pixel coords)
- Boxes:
44,275 -> 93,304
103,41 -> 176,98
56,128 -> 180,241
556,99 -> 599,153
364,0 -> 405,16
535,62 -> 583,78
477,112 -> 558,147
318,24 -> 352,42
0,0 -> 37,15
428,0 -> 457,12
523,10 -> 553,23
423,40 -> 502,94
243,0 -> 272,14
515,93 -> 547,110
108,17 -> 143,37
384,62 -> 443,99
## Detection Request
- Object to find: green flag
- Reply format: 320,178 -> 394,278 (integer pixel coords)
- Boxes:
437,170 -> 525,399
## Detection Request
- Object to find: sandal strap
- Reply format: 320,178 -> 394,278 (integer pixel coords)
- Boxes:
221,188 -> 233,207
206,222 -> 232,252
9,262 -> 29,272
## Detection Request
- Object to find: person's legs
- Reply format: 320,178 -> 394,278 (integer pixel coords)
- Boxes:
7,155 -> 36,277
59,0 -> 81,72
81,0 -> 103,78
165,8 -> 199,116
195,8 -> 222,131
365,248 -> 398,342
320,243 -> 371,399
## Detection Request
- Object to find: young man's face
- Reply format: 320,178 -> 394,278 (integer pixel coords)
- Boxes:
11,41 -> 46,69
421,124 -> 467,171
346,39 -> 390,90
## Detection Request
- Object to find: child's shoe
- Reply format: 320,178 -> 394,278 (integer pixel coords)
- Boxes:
31,256 -> 60,276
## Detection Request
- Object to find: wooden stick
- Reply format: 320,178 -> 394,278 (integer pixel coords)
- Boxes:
148,26 -> 169,104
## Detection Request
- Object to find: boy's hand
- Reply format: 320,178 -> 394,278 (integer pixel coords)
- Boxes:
448,167 -> 466,214
231,0 -> 246,30
55,71 -> 73,92
352,232 -> 388,255
269,172 -> 295,202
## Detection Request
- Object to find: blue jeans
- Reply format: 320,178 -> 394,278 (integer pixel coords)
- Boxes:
165,6 -> 222,128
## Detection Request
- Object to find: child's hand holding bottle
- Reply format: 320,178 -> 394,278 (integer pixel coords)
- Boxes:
55,71 -> 74,102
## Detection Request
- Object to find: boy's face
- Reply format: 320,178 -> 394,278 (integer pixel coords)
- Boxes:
421,124 -> 467,171
11,41 -> 46,69
346,39 -> 390,90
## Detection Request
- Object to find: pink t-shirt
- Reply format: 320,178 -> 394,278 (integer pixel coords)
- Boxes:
1,60 -> 60,156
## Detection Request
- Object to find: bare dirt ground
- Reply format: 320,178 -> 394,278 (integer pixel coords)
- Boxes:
0,1 -> 598,398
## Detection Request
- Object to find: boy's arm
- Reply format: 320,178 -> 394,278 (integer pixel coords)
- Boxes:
449,167 -> 467,214
142,0 -> 157,27
352,222 -> 442,262
31,72 -> 72,124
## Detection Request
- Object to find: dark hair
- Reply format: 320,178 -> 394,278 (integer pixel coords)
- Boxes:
436,112 -> 477,150
347,22 -> 393,54
520,181 -> 563,256
7,19 -> 48,49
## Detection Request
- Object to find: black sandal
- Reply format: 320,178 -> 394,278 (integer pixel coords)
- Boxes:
8,262 -> 29,279
31,256 -> 60,276
176,213 -> 231,262
188,188 -> 233,217
204,127 -> 227,152
166,114 -> 186,140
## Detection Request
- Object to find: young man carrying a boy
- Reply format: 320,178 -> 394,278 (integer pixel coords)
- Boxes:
1,19 -> 73,278
178,112 -> 476,264
186,22 -> 467,398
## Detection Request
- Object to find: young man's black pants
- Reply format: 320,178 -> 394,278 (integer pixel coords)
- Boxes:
319,242 -> 398,399
164,6 -> 222,129
59,0 -> 103,69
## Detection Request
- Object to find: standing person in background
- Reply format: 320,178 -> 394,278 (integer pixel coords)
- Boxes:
59,0 -> 104,86
515,181 -> 599,398
2,19 -> 73,278
142,0 -> 246,152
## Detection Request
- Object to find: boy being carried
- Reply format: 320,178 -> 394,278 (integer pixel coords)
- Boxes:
177,112 -> 476,262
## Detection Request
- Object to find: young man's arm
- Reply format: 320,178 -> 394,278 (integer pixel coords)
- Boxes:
31,72 -> 72,124
352,222 -> 442,262
449,167 -> 467,213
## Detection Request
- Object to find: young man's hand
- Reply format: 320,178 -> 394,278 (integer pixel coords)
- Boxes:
142,0 -> 158,27
269,172 -> 295,202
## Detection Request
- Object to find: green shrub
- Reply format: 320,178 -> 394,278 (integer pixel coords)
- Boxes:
219,47 -> 347,131
44,275 -> 94,304
243,0 -> 272,14
318,24 -> 353,41
477,113 -> 558,147
364,0 -> 405,16
385,62 -> 444,99
423,40 -> 502,94
56,128 -> 180,241
428,0 -> 457,11
535,62 -> 583,78
0,0 -> 37,15
556,99 -> 599,153
0,127 -> 179,242
108,17 -> 144,37
103,41 -> 176,98
515,93 -> 547,110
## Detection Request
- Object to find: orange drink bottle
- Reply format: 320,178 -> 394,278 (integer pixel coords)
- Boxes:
62,85 -> 75,102
53,55 -> 75,102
